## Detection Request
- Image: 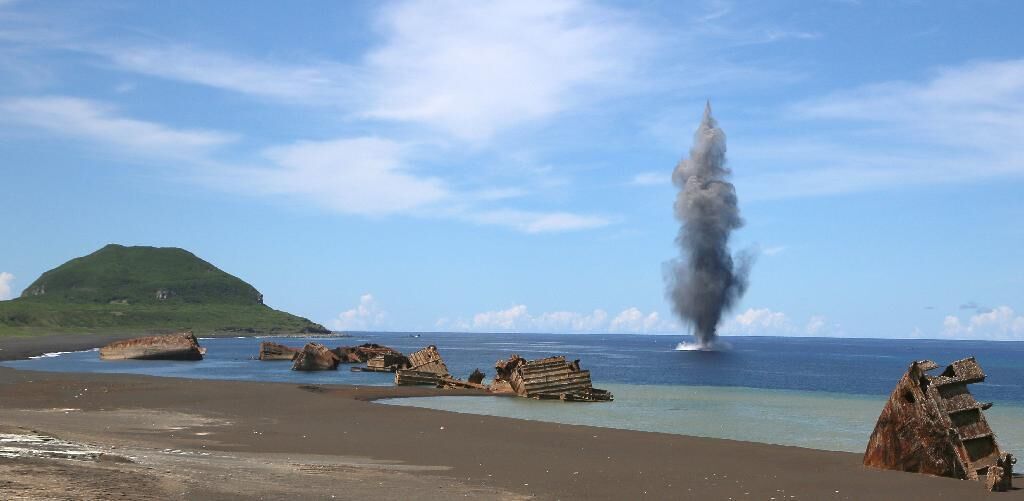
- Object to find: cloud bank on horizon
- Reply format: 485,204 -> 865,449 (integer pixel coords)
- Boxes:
1,0 -> 1023,340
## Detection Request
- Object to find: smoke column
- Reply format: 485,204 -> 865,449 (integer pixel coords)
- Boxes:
666,102 -> 752,349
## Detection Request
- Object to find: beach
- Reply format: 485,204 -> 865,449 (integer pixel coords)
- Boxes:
0,332 -> 1019,499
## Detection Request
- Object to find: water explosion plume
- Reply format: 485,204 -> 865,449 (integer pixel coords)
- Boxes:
666,102 -> 752,349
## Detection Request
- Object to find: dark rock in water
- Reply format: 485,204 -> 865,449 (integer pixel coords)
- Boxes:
258,341 -> 299,361
99,332 -> 205,361
292,342 -> 340,371
864,358 -> 1014,491
468,368 -> 485,385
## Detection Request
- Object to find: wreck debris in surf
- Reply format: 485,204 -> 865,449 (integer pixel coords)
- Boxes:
492,354 -> 613,402
395,345 -> 450,386
864,357 -> 1015,492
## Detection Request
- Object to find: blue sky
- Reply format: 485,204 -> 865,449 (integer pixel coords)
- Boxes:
1,0 -> 1023,340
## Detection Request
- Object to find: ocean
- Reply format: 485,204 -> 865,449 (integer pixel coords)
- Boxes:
4,333 -> 1023,454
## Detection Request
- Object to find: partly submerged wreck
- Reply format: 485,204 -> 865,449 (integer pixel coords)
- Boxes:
493,354 -> 613,402
291,342 -> 341,371
395,345 -> 451,386
257,341 -> 299,361
351,353 -> 411,373
99,331 -> 205,361
864,357 -> 1014,491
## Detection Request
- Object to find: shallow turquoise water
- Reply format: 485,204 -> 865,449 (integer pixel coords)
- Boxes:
379,383 -> 1024,454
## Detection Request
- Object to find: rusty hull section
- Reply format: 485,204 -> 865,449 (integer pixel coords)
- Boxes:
99,332 -> 205,361
257,341 -> 299,361
290,342 -> 341,371
395,345 -> 450,386
493,354 -> 613,402
864,357 -> 1014,491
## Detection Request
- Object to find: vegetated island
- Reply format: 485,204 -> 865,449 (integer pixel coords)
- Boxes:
0,244 -> 329,337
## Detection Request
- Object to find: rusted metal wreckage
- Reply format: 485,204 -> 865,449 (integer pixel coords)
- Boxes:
493,354 -> 613,402
864,357 -> 1015,492
394,346 -> 611,401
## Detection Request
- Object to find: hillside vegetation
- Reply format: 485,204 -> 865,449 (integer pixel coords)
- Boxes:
0,244 -> 329,336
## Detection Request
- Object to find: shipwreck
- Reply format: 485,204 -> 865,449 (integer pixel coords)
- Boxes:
864,357 -> 1015,492
291,342 -> 341,371
257,341 -> 299,361
395,345 -> 451,386
99,331 -> 205,361
493,354 -> 613,402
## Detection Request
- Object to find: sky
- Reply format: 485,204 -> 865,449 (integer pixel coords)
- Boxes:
1,0 -> 1023,341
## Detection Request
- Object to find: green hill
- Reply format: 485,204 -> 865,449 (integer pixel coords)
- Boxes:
0,244 -> 329,335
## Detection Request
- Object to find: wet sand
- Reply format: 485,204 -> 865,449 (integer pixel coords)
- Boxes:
1,333 -> 1020,499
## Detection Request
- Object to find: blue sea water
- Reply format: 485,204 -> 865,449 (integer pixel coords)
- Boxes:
4,333 -> 1023,453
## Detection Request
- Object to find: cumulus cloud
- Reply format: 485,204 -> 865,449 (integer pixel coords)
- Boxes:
942,306 -> 1024,341
609,307 -> 664,333
719,308 -> 840,337
437,304 -> 674,334
0,272 -> 14,300
332,293 -> 388,331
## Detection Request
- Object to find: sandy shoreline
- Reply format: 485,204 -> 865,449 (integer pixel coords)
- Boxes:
1,333 -> 1020,499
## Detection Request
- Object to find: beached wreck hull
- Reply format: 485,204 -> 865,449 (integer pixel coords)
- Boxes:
99,332 -> 204,361
258,341 -> 299,361
291,342 -> 340,371
864,358 -> 1014,491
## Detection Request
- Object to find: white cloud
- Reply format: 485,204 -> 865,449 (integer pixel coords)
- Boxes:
759,245 -> 787,257
251,137 -> 448,216
438,304 -> 675,333
942,305 -> 1024,341
0,96 -> 236,155
609,307 -> 664,333
1,95 -> 607,232
0,272 -> 14,300
464,209 -> 611,233
97,44 -> 357,105
804,315 -> 826,335
332,293 -> 388,331
629,171 -> 666,186
720,308 -> 840,337
361,0 -> 648,140
723,307 -> 792,335
748,58 -> 1024,199
90,1 -> 648,142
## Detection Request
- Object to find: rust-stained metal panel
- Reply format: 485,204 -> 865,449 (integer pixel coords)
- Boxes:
406,345 -> 449,377
395,369 -> 443,386
863,357 -> 1014,490
494,354 -> 612,402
